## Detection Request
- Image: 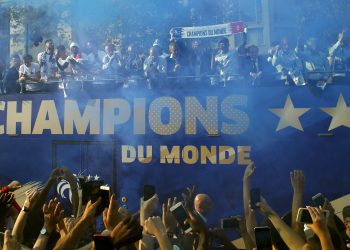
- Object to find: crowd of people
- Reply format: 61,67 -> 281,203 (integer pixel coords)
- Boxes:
0,164 -> 349,249
0,29 -> 350,94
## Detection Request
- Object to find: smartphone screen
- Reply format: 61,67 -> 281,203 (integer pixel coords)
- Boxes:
170,202 -> 192,233
143,185 -> 155,201
100,185 -> 110,209
298,208 -> 313,224
255,227 -> 273,250
312,193 -> 325,207
250,188 -> 261,209
93,235 -> 114,250
221,217 -> 240,229
297,208 -> 329,224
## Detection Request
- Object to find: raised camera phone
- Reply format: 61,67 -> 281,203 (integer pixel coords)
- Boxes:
143,185 -> 155,201
221,217 -> 240,229
100,185 -> 110,210
254,226 -> 273,250
250,188 -> 261,209
296,208 -> 330,224
93,234 -> 114,250
170,202 -> 192,233
312,193 -> 326,207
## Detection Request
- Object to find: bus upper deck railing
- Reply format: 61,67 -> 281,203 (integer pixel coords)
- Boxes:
3,69 -> 350,96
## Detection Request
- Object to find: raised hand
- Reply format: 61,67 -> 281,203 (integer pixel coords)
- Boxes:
103,194 -> 122,231
162,197 -> 177,233
322,198 -> 335,214
290,170 -> 305,193
306,206 -> 328,236
144,216 -> 167,236
81,197 -> 101,224
186,209 -> 206,233
181,185 -> 196,210
338,31 -> 345,43
3,230 -> 21,250
140,194 -> 158,225
57,217 -> 75,238
111,215 -> 143,249
42,198 -> 65,233
0,192 -> 14,211
256,197 -> 275,217
49,168 -> 62,182
23,190 -> 40,210
59,167 -> 77,183
7,180 -> 21,191
243,162 -> 256,179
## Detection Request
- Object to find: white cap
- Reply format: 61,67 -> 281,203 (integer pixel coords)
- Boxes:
70,42 -> 79,48
153,39 -> 161,47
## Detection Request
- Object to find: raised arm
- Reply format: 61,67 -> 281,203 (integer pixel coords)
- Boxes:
0,193 -> 15,231
33,198 -> 64,250
12,190 -> 39,243
236,216 -> 255,250
305,206 -> 335,250
243,162 -> 257,242
60,167 -> 79,217
290,170 -> 305,238
144,216 -> 173,250
140,194 -> 159,226
31,168 -> 60,212
2,230 -> 21,250
110,215 -> 143,249
257,197 -> 306,250
53,198 -> 101,250
329,31 -> 345,56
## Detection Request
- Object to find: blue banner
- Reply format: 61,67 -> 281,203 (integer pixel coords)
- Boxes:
0,84 -> 349,225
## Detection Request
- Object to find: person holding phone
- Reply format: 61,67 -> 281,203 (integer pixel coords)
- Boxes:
304,206 -> 335,250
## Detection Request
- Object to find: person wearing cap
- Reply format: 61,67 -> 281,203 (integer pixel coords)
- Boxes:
66,42 -> 87,75
342,206 -> 350,248
2,54 -> 21,94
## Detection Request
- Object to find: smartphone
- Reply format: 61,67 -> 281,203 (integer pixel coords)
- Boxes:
143,184 -> 155,201
250,188 -> 261,209
170,202 -> 192,233
100,185 -> 110,209
93,234 -> 114,250
254,227 -> 273,250
296,208 -> 330,224
221,217 -> 240,229
312,193 -> 325,207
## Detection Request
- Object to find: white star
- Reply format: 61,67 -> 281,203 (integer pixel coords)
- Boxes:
321,93 -> 350,131
269,95 -> 310,131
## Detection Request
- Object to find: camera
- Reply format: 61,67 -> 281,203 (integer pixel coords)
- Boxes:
221,217 -> 240,229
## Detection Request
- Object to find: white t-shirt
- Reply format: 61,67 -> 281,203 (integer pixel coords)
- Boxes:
19,63 -> 41,91
19,63 -> 40,78
37,51 -> 58,79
